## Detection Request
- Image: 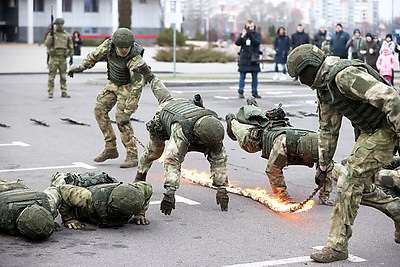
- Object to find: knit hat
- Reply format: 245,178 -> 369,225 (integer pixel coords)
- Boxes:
326,32 -> 333,37
365,32 -> 373,38
353,29 -> 360,34
386,33 -> 393,40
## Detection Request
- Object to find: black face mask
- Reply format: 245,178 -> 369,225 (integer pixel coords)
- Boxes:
298,65 -> 320,87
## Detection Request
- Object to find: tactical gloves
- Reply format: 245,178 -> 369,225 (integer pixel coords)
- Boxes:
216,187 -> 229,211
67,66 -> 83,78
64,219 -> 86,229
160,189 -> 175,215
315,162 -> 334,186
69,57 -> 73,66
120,113 -> 131,126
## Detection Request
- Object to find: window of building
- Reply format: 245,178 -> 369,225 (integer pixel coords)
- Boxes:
8,0 -> 17,7
63,0 -> 72,12
84,0 -> 99,12
140,0 -> 147,3
33,0 -> 44,12
83,27 -> 99,34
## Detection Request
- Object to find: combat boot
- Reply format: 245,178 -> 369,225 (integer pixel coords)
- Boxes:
395,221 -> 400,244
120,154 -> 138,168
318,194 -> 334,206
93,148 -> 119,162
134,171 -> 147,182
246,96 -> 258,106
279,194 -> 296,204
225,113 -> 237,141
61,92 -> 70,98
310,246 -> 348,263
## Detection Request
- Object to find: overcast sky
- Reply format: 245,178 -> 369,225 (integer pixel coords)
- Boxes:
379,0 -> 400,22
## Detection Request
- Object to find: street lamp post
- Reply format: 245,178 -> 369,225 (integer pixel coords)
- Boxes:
218,1 -> 226,47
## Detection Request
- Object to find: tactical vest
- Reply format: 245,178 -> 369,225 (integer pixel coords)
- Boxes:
107,41 -> 144,86
0,189 -> 51,235
158,99 -> 218,142
53,30 -> 70,49
64,171 -> 119,187
261,127 -> 318,166
72,183 -> 126,227
318,59 -> 391,134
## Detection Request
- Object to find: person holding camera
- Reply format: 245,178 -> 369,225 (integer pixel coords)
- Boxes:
235,20 -> 262,99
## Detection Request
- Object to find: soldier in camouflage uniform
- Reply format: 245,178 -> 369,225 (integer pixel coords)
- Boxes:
0,178 -> 56,240
68,28 -> 146,168
225,100 -> 333,205
131,62 -> 229,215
44,18 -> 73,98
286,44 -> 400,263
45,171 -> 153,229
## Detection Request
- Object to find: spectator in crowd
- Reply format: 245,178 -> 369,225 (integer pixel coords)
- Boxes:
273,26 -> 291,81
321,32 -> 333,56
360,32 -> 379,71
331,23 -> 351,59
346,29 -> 363,60
395,39 -> 400,67
373,34 -> 382,51
313,26 -> 327,48
72,31 -> 83,56
381,34 -> 396,55
235,20 -> 262,99
377,41 -> 397,85
291,24 -> 310,80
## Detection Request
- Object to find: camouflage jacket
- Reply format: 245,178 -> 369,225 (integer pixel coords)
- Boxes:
44,29 -> 73,57
311,56 -> 400,166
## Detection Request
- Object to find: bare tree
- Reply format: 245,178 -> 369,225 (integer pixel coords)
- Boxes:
119,0 -> 132,29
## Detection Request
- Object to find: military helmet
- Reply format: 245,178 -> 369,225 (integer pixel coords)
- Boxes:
112,28 -> 135,48
108,184 -> 144,218
54,18 -> 65,25
193,116 -> 224,147
16,204 -> 54,240
286,44 -> 326,77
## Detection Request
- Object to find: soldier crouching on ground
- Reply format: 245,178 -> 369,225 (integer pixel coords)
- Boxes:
131,61 -> 230,215
68,28 -> 146,168
45,171 -> 152,229
0,178 -> 57,240
225,98 -> 333,205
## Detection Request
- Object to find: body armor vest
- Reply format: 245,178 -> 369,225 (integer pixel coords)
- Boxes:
0,189 -> 51,234
73,183 -> 126,227
261,127 -> 318,166
318,60 -> 390,134
159,99 -> 218,142
63,171 -> 119,187
107,41 -> 144,86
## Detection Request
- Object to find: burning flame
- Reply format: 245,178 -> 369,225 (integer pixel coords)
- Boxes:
181,169 -> 314,214
158,154 -> 314,213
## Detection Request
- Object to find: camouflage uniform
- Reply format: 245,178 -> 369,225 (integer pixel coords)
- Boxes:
45,171 -> 152,228
79,38 -> 145,166
229,105 -> 332,203
44,22 -> 73,97
137,77 -> 229,191
287,44 -> 400,258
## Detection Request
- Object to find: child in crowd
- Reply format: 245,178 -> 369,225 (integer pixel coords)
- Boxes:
320,32 -> 333,56
376,41 -> 396,85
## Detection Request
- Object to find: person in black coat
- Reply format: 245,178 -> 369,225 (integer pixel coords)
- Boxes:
291,24 -> 310,80
273,26 -> 291,80
72,31 -> 83,56
313,26 -> 327,48
331,23 -> 350,59
235,20 -> 262,99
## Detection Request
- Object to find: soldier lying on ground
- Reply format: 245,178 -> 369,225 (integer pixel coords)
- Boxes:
225,99 -> 333,205
45,171 -> 152,229
131,61 -> 230,215
0,178 -> 57,240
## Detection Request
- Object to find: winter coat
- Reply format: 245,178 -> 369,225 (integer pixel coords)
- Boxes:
274,33 -> 290,64
235,31 -> 261,73
321,40 -> 333,56
360,40 -> 379,67
376,52 -> 396,76
313,30 -> 327,48
332,30 -> 351,58
291,31 -> 310,48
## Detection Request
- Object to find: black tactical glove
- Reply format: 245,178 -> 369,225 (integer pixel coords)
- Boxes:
315,163 -> 333,186
69,57 -> 73,66
160,190 -> 175,215
216,187 -> 229,211
120,113 -> 131,126
67,66 -> 83,78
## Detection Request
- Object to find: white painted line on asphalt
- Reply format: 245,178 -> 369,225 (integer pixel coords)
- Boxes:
223,246 -> 367,266
0,141 -> 30,147
150,195 -> 200,205
0,162 -> 96,173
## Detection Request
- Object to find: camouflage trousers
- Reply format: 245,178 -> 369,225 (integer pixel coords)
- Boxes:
326,128 -> 400,252
94,81 -> 143,157
231,119 -> 332,198
48,55 -> 67,95
377,169 -> 400,192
